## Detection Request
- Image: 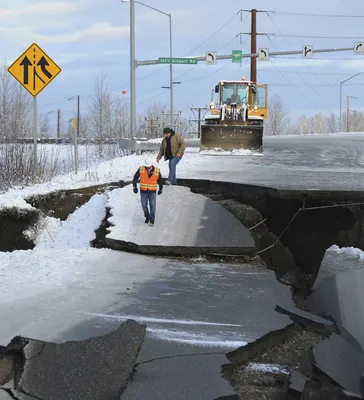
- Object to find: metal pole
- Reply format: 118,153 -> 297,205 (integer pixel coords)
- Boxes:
130,0 -> 136,138
77,95 -> 80,139
250,9 -> 257,83
57,109 -> 61,143
33,96 -> 37,168
340,83 -> 342,132
73,118 -> 78,174
169,14 -> 173,130
347,95 -> 350,132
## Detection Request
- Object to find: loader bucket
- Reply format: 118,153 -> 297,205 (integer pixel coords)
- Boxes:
199,124 -> 263,153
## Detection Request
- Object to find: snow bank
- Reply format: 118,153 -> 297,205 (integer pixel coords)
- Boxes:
0,192 -> 111,305
328,244 -> 364,261
35,193 -> 108,249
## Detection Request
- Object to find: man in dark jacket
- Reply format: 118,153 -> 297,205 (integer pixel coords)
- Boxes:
156,127 -> 186,185
133,157 -> 163,226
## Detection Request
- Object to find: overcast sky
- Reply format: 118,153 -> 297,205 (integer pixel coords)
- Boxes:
2,0 -> 364,131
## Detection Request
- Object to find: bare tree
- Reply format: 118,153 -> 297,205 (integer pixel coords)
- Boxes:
264,94 -> 291,136
296,115 -> 312,134
139,101 -> 168,138
111,96 -> 129,138
89,71 -> 114,155
0,62 -> 31,141
326,112 -> 339,133
311,113 -> 326,133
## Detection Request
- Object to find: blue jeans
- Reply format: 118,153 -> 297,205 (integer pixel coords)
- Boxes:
140,190 -> 156,222
168,155 -> 182,185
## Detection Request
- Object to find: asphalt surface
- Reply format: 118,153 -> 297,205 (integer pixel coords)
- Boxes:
179,134 -> 364,190
2,133 -> 364,398
59,261 -> 293,399
106,185 -> 255,256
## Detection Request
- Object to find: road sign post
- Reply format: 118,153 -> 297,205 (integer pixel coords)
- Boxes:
259,48 -> 269,61
354,42 -> 364,55
7,43 -> 61,169
206,52 -> 217,65
232,50 -> 243,63
302,45 -> 313,58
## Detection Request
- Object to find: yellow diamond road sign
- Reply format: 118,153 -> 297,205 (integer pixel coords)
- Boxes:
8,43 -> 61,97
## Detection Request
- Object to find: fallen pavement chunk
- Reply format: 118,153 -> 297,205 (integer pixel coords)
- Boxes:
310,333 -> 364,397
275,304 -> 335,333
307,268 -> 364,351
287,370 -> 308,395
9,320 -> 146,400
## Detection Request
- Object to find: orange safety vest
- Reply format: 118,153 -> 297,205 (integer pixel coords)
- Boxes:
139,166 -> 160,191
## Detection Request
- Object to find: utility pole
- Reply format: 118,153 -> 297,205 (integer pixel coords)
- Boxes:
347,95 -> 350,132
347,94 -> 358,132
240,9 -> 266,83
162,111 -> 181,131
188,106 -> 208,138
251,9 -> 257,83
57,109 -> 60,143
145,117 -> 161,138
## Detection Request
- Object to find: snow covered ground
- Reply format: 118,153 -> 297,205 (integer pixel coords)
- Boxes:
0,191 -> 169,344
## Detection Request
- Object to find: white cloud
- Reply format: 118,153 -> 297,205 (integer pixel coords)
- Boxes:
29,23 -> 129,44
342,59 -> 364,70
0,1 -> 80,19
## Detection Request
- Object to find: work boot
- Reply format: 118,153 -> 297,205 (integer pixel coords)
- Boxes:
145,217 -> 150,223
149,220 -> 154,226
165,179 -> 171,185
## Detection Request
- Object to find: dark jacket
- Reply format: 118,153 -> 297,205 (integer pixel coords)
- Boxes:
133,166 -> 163,191
157,131 -> 186,161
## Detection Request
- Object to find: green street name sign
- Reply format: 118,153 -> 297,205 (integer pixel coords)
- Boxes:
158,57 -> 198,65
232,50 -> 242,63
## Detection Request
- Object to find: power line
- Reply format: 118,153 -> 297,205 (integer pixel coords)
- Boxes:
266,36 -> 326,106
268,11 -> 364,18
266,15 -> 340,98
268,33 -> 364,40
259,69 -> 356,76
182,11 -> 245,56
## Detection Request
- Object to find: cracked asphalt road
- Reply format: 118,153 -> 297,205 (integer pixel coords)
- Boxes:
59,261 -> 293,399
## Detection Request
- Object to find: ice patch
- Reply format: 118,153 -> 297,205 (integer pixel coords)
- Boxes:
247,363 -> 290,375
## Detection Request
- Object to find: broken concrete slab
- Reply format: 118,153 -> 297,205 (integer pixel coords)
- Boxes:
315,246 -> 364,288
2,320 -> 146,400
0,389 -> 14,400
105,185 -> 256,256
287,370 -> 308,395
307,268 -> 364,351
310,333 -> 364,396
121,353 -> 236,400
275,304 -> 335,333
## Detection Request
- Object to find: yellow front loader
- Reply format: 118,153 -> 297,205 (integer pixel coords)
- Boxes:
200,77 -> 268,153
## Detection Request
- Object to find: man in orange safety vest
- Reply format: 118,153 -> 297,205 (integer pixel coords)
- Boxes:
132,157 -> 163,226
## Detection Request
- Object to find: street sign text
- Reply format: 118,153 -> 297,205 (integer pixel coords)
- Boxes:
158,57 -> 198,65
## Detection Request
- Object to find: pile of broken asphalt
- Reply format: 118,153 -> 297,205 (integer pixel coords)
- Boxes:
1,268 -> 364,399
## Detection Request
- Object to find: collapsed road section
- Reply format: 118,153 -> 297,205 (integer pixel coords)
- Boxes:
104,185 -> 256,257
2,178 -> 364,398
